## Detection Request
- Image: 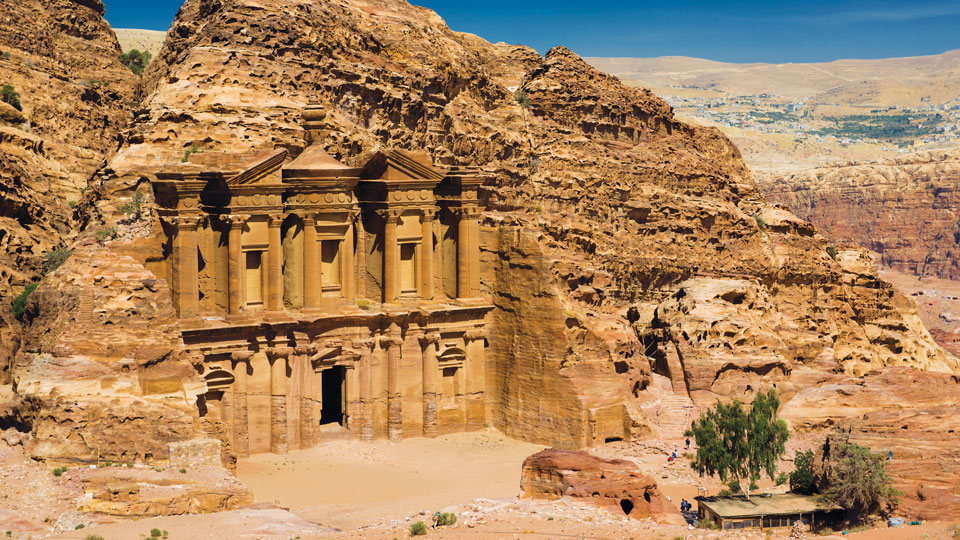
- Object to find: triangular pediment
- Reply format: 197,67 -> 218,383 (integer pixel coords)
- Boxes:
361,149 -> 444,182
226,149 -> 288,186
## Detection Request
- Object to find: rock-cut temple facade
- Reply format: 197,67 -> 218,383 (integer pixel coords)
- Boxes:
150,106 -> 491,456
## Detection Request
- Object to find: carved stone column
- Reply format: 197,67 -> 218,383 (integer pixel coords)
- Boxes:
419,331 -> 441,438
267,347 -> 292,454
382,323 -> 404,440
456,208 -> 471,299
354,338 -> 376,441
230,351 -> 253,457
298,353 -> 315,449
343,211 -> 357,300
302,213 -> 320,310
181,216 -> 203,321
267,214 -> 284,313
421,209 -> 435,299
225,215 -> 248,317
383,210 -> 400,303
464,328 -> 486,430
467,208 -> 482,296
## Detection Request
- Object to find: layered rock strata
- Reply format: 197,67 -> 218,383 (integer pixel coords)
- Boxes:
101,0 -> 956,451
759,149 -> 960,279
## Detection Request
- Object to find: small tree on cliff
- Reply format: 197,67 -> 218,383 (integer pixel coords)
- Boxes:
684,388 -> 789,498
118,49 -> 151,77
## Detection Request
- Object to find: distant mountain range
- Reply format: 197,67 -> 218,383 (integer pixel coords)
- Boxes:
588,49 -> 960,108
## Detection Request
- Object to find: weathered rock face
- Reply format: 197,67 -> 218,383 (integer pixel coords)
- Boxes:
783,367 -> 960,520
759,149 -> 960,279
0,0 -> 138,299
6,239 -> 206,465
96,0 -> 956,451
521,448 -> 682,523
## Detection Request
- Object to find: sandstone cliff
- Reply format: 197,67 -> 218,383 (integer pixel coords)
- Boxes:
3,0 -> 959,520
102,0 -> 955,445
0,0 -> 138,376
759,149 -> 960,279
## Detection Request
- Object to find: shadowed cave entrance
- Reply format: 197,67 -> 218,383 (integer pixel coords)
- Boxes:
320,366 -> 345,426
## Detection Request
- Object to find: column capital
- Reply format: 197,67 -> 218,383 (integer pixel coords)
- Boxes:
464,328 -> 486,341
266,346 -> 294,361
422,208 -> 437,220
163,215 -> 203,229
352,337 -> 377,351
378,208 -> 403,222
297,211 -> 317,224
230,350 -> 254,362
451,206 -> 480,219
223,214 -> 250,227
379,335 -> 403,349
267,213 -> 285,227
419,331 -> 441,347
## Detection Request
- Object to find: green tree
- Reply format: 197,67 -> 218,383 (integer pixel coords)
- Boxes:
1,84 -> 21,111
118,49 -> 152,77
789,449 -> 817,495
684,388 -> 789,498
12,283 -> 38,322
821,442 -> 899,518
43,248 -> 72,275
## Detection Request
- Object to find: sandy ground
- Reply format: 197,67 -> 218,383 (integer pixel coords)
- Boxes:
236,430 -> 545,530
2,430 -> 955,539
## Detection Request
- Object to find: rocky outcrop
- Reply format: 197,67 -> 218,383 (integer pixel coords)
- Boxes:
521,448 -> 681,523
0,0 -> 137,301
759,149 -> 960,279
93,0 -> 957,454
7,241 -> 206,465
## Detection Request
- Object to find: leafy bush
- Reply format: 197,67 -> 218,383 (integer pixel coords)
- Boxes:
776,472 -> 788,486
12,283 -> 38,322
150,528 -> 162,538
75,524 -> 85,529
95,227 -> 117,243
696,518 -> 719,530
43,249 -> 72,275
1,84 -> 21,111
181,144 -> 202,162
790,450 -> 817,495
117,190 -> 145,217
821,442 -> 900,518
435,513 -> 456,526
118,49 -> 151,77
827,245 -> 838,260
753,212 -> 767,231
52,466 -> 68,477
410,521 -> 427,536
515,90 -> 531,110
179,468 -> 187,474
84,536 -> 105,540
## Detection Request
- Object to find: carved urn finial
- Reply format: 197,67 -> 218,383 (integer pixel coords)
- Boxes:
302,104 -> 328,144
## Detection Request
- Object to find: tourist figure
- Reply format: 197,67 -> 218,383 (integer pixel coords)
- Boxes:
685,437 -> 691,450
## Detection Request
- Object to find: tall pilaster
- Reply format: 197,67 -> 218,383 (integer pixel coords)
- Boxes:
230,351 -> 252,457
419,331 -> 440,438
299,354 -> 315,449
354,338 -> 376,441
467,208 -> 482,296
174,216 -> 202,321
464,328 -> 486,430
267,214 -> 284,313
268,348 -> 292,454
225,215 -> 248,318
383,210 -> 400,303
302,213 -> 320,310
456,208 -> 471,299
343,212 -> 356,300
421,209 -> 435,299
383,324 -> 404,441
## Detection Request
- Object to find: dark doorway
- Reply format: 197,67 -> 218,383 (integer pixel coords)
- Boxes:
320,366 -> 345,426
620,499 -> 634,515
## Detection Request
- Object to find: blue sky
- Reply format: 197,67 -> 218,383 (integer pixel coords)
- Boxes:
102,0 -> 960,63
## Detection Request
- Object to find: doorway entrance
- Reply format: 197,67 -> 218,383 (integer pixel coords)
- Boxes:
320,366 -> 345,426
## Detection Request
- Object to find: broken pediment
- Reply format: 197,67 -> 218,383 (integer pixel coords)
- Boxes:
225,148 -> 288,186
361,149 -> 445,182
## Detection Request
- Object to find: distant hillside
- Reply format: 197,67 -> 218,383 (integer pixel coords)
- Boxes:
113,28 -> 166,58
588,49 -> 960,108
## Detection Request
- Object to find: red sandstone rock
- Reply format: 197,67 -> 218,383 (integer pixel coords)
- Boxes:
520,448 -> 682,524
